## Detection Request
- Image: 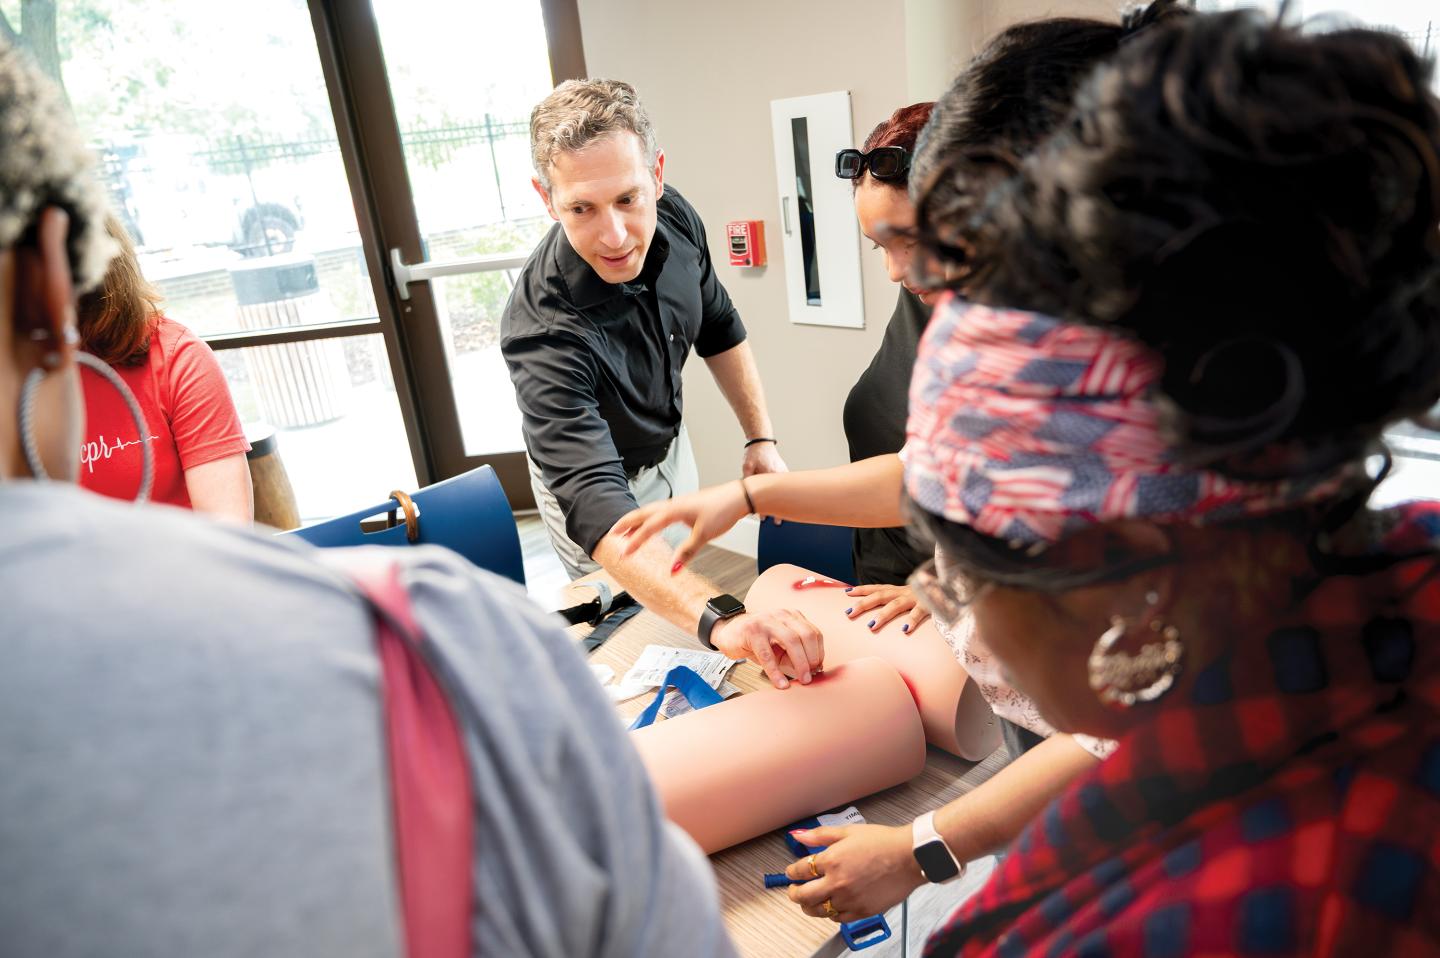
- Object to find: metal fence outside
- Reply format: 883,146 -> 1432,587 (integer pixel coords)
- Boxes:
98,116 -> 532,256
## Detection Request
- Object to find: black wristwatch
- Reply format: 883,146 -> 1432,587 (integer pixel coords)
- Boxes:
698,593 -> 745,650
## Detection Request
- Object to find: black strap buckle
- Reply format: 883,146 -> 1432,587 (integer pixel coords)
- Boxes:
554,582 -> 642,654
555,583 -> 638,627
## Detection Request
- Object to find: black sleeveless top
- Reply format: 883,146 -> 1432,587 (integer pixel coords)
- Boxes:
841,288 -> 933,585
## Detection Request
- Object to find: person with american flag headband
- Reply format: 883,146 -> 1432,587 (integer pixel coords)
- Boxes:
897,5 -> 1440,952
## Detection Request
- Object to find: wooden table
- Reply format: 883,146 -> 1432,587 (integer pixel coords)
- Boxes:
560,568 -> 1008,958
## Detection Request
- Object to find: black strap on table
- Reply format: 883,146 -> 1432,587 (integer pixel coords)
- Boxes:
554,583 -> 643,654
581,602 -> 643,653
556,582 -> 637,626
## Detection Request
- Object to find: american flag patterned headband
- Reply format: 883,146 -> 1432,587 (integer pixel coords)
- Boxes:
902,297 -> 1357,546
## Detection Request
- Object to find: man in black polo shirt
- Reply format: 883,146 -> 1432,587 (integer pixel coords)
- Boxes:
502,79 -> 822,690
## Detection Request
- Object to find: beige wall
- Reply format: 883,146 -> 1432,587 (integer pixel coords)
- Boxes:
576,0 -> 1122,487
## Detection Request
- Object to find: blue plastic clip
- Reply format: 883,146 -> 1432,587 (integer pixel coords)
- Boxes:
840,914 -> 892,951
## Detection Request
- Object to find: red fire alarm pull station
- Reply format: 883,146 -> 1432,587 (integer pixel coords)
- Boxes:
727,220 -> 766,268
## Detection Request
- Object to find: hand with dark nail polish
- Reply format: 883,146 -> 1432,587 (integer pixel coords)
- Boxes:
832,583 -> 933,641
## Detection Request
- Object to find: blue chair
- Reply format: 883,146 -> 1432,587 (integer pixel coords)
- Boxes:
282,465 -> 526,586
756,516 -> 856,584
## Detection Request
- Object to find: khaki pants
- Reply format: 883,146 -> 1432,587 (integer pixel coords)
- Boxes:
528,425 -> 700,580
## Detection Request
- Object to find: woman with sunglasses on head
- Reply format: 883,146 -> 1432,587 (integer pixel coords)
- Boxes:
909,9 -> 1440,954
617,1 -> 1188,922
831,102 -> 939,637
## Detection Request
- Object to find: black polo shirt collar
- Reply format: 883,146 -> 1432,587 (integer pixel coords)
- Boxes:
557,217 -> 673,310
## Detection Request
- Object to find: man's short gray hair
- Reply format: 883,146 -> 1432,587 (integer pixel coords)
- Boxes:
0,42 -> 113,293
530,78 -> 659,190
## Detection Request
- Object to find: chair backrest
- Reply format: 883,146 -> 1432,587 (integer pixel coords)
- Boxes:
756,516 -> 856,585
283,465 -> 526,586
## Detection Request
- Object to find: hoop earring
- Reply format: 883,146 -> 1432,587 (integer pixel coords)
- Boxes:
1087,615 -> 1184,708
19,350 -> 153,504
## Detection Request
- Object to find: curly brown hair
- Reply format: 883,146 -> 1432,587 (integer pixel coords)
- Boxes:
909,1 -> 1190,205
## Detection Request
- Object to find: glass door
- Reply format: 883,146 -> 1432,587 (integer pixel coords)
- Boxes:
315,0 -> 584,509
36,0 -> 580,520
372,0 -> 556,506
34,0 -> 427,523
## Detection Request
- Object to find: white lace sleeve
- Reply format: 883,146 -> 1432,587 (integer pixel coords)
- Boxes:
937,611 -> 1063,742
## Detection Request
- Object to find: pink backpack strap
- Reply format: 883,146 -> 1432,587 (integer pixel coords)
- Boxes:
332,553 -> 474,958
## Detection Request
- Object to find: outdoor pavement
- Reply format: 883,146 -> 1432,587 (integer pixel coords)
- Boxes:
270,343 -> 524,524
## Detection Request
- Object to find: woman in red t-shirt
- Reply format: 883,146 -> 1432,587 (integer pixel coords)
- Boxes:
77,217 -> 252,522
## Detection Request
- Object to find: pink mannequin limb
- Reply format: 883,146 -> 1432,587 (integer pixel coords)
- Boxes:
746,564 -> 1000,760
630,657 -> 926,854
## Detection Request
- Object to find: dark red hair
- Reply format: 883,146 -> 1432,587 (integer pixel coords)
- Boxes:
856,102 -> 935,189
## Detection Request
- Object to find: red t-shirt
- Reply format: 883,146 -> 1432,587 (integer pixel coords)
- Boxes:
79,314 -> 250,508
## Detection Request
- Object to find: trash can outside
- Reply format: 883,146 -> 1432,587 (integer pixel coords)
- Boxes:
244,422 -> 300,531
230,253 -> 352,428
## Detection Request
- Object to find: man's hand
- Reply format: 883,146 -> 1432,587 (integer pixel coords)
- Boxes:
783,823 -> 925,923
594,528 -> 821,692
843,584 -> 932,634
709,608 -> 823,689
742,441 -> 787,477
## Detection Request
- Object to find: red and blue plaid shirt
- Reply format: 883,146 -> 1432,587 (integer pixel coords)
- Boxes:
926,502 -> 1440,957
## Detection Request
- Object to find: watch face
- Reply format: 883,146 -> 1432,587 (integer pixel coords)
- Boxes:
914,840 -> 960,883
708,594 -> 745,617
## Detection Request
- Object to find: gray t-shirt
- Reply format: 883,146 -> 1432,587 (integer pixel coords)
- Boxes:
0,482 -> 735,958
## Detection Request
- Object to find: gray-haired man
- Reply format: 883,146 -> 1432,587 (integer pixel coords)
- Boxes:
501,79 -> 823,689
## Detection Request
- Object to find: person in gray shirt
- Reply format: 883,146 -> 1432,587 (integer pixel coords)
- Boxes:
0,40 -> 734,958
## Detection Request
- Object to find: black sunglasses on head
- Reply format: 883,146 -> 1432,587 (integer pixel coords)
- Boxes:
836,146 -> 911,181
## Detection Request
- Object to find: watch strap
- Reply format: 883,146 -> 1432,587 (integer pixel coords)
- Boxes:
911,810 -> 964,884
698,595 -> 744,650
698,605 -> 721,650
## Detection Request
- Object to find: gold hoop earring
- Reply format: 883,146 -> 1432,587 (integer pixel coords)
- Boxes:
19,350 -> 153,503
1087,615 -> 1184,708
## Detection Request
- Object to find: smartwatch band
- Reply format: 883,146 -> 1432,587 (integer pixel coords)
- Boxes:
911,810 -> 964,884
698,594 -> 745,650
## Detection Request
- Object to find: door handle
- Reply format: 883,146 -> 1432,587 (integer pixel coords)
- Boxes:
781,196 -> 792,236
389,247 -> 531,300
